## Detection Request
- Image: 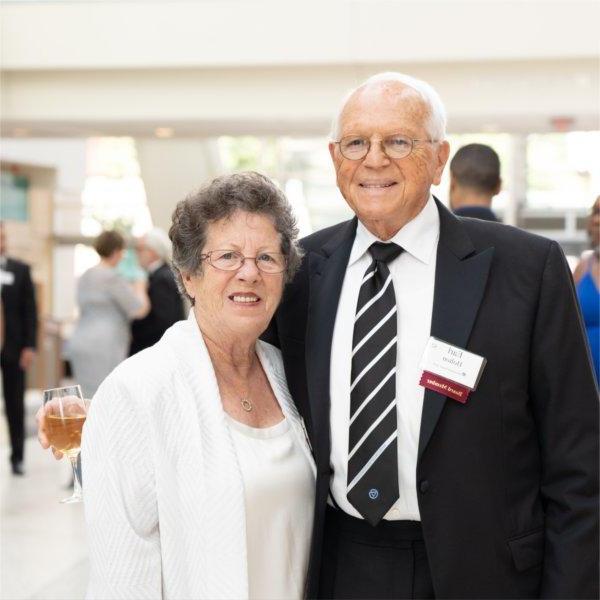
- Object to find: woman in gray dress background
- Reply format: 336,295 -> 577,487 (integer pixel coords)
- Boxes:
68,230 -> 149,398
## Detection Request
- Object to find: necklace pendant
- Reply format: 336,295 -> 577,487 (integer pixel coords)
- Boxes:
241,398 -> 253,412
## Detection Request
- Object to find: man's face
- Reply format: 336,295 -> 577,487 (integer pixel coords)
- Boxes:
0,224 -> 6,255
329,82 -> 450,239
135,237 -> 159,270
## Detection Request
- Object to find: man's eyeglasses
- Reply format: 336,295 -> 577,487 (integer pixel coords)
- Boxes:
200,250 -> 287,274
334,133 -> 440,161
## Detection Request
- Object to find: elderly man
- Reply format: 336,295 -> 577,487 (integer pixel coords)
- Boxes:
449,143 -> 501,222
130,227 -> 184,355
265,73 -> 598,598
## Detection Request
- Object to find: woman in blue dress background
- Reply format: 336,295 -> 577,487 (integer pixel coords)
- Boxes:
574,196 -> 600,384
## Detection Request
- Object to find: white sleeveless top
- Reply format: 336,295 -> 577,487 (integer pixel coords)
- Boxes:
226,415 -> 315,600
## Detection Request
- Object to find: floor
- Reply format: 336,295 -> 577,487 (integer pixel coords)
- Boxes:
1,390 -> 89,600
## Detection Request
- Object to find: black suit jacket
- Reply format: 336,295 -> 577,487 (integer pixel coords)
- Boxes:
129,263 -> 184,356
453,205 -> 499,222
264,200 -> 599,599
1,257 -> 37,363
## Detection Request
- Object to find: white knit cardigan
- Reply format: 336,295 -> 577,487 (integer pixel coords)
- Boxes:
82,311 -> 316,600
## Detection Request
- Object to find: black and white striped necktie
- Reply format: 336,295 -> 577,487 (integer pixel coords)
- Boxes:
347,241 -> 403,526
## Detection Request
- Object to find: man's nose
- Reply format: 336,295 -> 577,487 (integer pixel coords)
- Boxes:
362,139 -> 390,168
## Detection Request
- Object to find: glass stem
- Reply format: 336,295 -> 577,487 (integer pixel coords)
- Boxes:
70,455 -> 83,498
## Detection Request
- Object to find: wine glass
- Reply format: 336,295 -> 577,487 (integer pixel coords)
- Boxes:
42,385 -> 87,503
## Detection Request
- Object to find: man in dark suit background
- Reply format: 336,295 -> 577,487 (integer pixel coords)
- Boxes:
0,222 -> 37,476
129,227 -> 184,356
449,143 -> 501,222
265,73 -> 598,598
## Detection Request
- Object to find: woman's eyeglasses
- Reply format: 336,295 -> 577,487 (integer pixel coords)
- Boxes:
200,250 -> 286,274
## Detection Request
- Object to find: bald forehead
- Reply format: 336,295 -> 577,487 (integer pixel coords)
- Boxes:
339,81 -> 430,135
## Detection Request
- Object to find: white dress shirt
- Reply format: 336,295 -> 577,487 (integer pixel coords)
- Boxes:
329,196 -> 439,521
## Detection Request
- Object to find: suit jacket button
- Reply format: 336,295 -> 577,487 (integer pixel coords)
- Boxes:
419,480 -> 430,493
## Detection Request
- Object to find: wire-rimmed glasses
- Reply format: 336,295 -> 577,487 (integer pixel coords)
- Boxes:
200,250 -> 287,274
334,133 -> 440,160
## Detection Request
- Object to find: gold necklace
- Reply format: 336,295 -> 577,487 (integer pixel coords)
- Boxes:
213,364 -> 254,412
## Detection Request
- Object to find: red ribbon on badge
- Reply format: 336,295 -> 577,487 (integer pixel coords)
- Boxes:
419,371 -> 471,403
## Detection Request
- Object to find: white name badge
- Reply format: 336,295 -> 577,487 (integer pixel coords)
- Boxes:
420,337 -> 486,391
0,270 -> 15,286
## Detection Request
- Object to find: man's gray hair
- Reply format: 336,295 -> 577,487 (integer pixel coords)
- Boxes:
143,227 -> 172,262
169,171 -> 303,303
330,71 -> 447,142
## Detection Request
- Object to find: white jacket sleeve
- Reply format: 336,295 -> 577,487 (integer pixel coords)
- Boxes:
82,375 -> 162,599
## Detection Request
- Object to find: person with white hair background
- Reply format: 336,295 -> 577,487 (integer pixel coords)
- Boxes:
130,227 -> 185,355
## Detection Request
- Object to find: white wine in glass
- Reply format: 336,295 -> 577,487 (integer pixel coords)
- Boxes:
42,385 -> 87,504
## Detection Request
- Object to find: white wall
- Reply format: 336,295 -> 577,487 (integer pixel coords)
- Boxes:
0,138 -> 86,194
1,1 -> 598,137
2,1 -> 598,69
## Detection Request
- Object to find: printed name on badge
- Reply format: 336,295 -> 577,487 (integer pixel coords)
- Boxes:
419,337 -> 486,403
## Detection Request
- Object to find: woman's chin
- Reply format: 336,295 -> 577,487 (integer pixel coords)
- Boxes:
223,310 -> 271,338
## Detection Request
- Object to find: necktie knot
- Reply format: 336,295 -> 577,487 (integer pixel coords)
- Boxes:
369,242 -> 403,264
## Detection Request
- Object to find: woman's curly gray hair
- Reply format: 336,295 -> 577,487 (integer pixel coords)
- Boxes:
169,171 -> 303,303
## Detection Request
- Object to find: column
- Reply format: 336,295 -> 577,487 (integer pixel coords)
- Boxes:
135,138 -> 223,233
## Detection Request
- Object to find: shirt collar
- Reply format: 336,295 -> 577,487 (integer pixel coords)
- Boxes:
349,195 -> 440,266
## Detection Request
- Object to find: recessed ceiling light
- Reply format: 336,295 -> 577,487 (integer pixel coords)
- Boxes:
154,127 -> 174,138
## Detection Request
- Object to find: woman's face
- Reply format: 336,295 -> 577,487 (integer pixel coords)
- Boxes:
182,210 -> 285,341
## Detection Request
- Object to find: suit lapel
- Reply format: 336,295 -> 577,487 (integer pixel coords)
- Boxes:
418,201 -> 494,460
305,219 -> 357,460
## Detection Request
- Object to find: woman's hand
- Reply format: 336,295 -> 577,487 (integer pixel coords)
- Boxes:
36,403 -> 64,459
36,398 -> 91,460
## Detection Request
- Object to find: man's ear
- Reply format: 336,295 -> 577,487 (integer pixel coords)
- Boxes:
433,140 -> 450,186
449,174 -> 456,193
493,178 -> 502,196
328,141 -> 337,163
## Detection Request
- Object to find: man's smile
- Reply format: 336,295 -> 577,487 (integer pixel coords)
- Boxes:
359,180 -> 398,189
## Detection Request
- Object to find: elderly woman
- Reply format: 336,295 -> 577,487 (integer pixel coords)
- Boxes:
80,172 -> 315,599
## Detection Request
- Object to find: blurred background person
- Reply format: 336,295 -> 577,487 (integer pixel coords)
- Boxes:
573,196 -> 600,384
0,222 -> 37,476
129,227 -> 185,356
67,230 -> 149,400
449,143 -> 501,222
